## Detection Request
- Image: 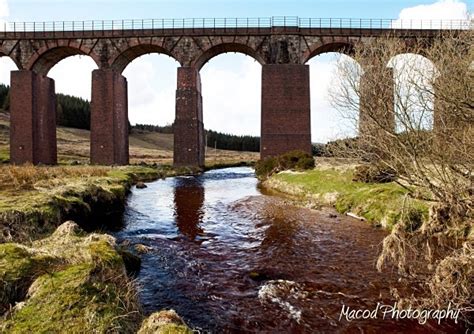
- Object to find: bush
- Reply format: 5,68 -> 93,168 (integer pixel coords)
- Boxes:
352,163 -> 397,183
255,150 -> 315,180
254,157 -> 278,180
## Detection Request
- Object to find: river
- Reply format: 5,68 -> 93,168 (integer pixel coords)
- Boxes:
113,167 -> 464,333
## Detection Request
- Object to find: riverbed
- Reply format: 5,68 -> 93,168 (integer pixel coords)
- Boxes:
113,167 -> 463,333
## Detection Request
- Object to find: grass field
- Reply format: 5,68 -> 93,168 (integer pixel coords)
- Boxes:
263,158 -> 429,229
0,111 -> 259,166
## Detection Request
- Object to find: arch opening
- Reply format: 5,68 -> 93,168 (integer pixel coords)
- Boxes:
194,43 -> 265,71
387,53 -> 437,133
30,46 -> 99,76
48,55 -> 98,164
305,42 -> 355,64
306,52 -> 361,151
123,53 -> 180,165
0,56 -> 20,162
113,45 -> 178,74
200,53 -> 261,164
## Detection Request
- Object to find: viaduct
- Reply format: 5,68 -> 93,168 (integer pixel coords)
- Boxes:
0,17 -> 464,167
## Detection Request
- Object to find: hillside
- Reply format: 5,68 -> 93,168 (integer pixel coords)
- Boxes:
0,112 -> 258,165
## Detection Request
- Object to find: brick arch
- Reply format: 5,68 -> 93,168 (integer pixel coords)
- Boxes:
110,44 -> 180,73
193,43 -> 265,70
304,42 -> 355,63
27,45 -> 101,75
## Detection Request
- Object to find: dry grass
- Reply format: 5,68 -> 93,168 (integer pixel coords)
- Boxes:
0,165 -> 110,192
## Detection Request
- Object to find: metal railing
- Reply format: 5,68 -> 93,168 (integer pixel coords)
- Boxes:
0,16 -> 472,33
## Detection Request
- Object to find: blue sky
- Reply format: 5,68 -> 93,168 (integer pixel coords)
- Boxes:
0,0 -> 471,142
8,0 -> 472,21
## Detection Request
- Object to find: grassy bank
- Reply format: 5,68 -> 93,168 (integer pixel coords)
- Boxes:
1,222 -> 192,333
0,164 -> 194,333
0,164 -> 195,244
263,161 -> 429,229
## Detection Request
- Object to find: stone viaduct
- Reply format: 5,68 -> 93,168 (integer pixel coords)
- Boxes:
0,17 -> 453,167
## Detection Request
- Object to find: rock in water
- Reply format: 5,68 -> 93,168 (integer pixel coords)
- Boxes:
136,182 -> 147,189
137,309 -> 192,334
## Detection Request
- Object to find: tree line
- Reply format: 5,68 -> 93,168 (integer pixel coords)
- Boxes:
0,84 -> 91,130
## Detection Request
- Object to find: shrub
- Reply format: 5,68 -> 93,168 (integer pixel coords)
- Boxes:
255,150 -> 315,180
254,157 -> 278,180
352,163 -> 397,183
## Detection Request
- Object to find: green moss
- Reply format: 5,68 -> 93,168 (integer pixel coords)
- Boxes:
0,146 -> 9,163
1,223 -> 142,333
3,263 -> 139,333
269,168 -> 429,229
156,324 -> 194,334
88,240 -> 124,270
0,243 -> 58,313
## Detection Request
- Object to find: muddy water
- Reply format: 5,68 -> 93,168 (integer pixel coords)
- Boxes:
114,167 -> 463,333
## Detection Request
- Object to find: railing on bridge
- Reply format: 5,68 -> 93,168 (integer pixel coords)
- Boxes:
1,16 -> 472,34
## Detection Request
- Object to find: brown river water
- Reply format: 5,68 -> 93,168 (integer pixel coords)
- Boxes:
113,167 -> 466,333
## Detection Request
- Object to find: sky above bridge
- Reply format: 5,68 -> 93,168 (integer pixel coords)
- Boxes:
0,0 -> 471,142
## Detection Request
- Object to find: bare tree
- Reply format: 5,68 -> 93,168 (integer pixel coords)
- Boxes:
330,31 -> 473,314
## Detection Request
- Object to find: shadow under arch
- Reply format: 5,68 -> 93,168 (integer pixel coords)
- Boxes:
112,45 -> 179,74
27,46 -> 100,76
193,43 -> 265,70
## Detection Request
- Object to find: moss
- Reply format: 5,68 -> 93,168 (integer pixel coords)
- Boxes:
3,264 -> 140,333
0,146 -> 8,163
0,243 -> 58,313
1,223 -> 142,333
266,167 -> 430,230
138,310 -> 193,334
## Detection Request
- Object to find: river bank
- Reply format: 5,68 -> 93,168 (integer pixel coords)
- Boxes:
0,163 -> 195,333
261,159 -> 429,230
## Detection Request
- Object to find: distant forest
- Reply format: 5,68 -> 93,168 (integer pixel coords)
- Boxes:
133,124 -> 260,152
0,84 -> 91,130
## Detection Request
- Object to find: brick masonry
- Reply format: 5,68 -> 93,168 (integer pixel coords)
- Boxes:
173,67 -> 205,167
90,69 -> 129,165
261,64 -> 312,158
10,70 -> 57,165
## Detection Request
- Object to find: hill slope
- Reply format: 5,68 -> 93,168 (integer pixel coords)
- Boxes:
0,112 -> 258,165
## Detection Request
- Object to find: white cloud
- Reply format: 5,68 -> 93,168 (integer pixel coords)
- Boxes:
0,57 -> 17,85
392,0 -> 471,29
0,0 -> 8,17
48,55 -> 97,100
201,54 -> 261,136
308,54 -> 357,143
123,54 -> 179,126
